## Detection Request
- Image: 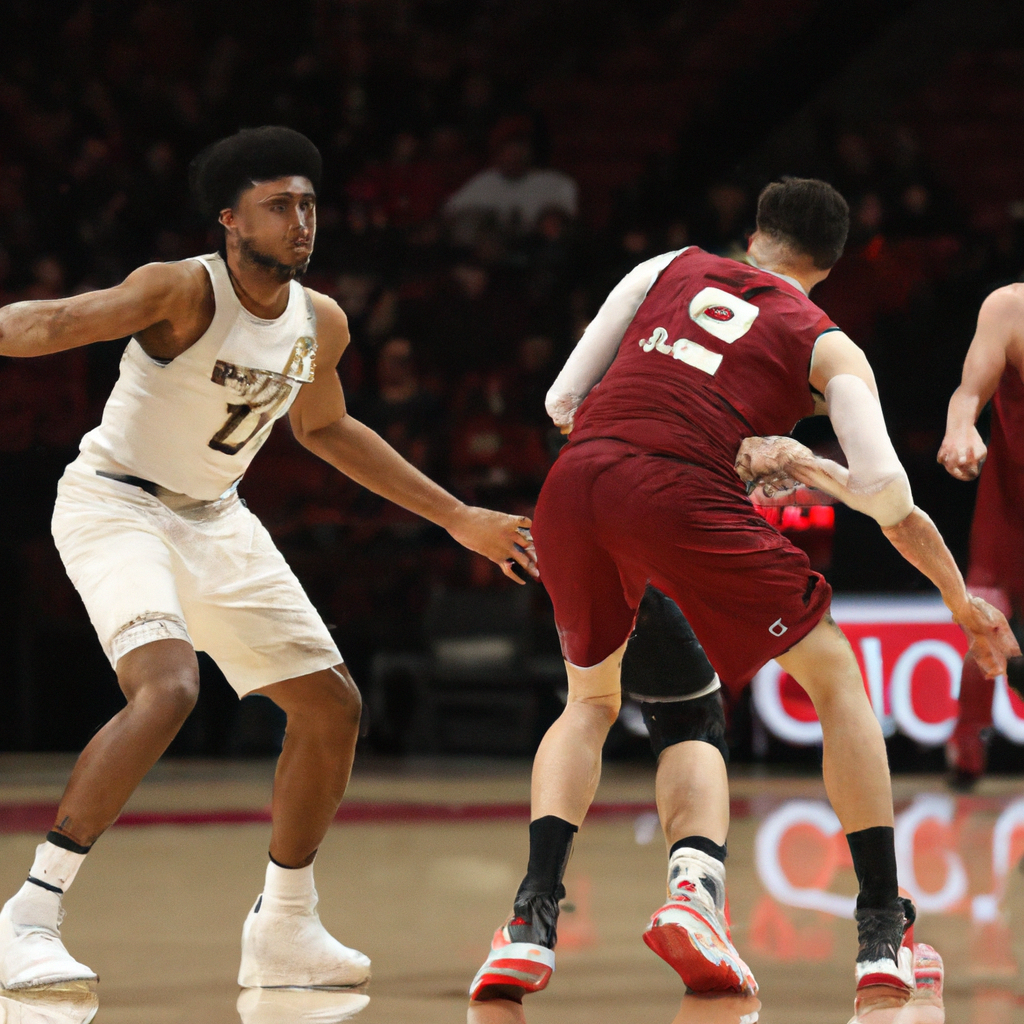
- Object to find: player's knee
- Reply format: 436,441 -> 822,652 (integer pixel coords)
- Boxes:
571,689 -> 621,725
641,690 -> 728,762
140,665 -> 201,722
313,665 -> 362,729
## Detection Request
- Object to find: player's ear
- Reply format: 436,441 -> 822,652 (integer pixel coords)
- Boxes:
218,208 -> 236,232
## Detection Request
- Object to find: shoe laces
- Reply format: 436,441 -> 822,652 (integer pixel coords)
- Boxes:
855,897 -> 914,963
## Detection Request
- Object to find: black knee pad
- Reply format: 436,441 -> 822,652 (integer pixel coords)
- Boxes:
623,585 -> 717,701
640,689 -> 729,762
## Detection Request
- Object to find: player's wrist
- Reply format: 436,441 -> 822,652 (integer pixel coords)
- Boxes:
436,497 -> 470,533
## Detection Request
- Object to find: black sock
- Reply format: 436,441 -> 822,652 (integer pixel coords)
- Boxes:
515,816 -> 578,901
847,826 -> 898,911
46,830 -> 92,855
669,835 -> 727,863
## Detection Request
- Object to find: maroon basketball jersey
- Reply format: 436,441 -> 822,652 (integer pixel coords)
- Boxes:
569,247 -> 838,475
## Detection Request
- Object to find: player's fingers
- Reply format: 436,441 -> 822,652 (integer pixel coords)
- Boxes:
500,559 -> 527,585
509,540 -> 539,579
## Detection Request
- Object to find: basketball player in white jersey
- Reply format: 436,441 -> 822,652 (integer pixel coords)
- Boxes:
0,126 -> 537,992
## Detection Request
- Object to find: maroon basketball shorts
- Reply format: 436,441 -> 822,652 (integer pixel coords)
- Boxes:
966,431 -> 1024,616
533,439 -> 832,689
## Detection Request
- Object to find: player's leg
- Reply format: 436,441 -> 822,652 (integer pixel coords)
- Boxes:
626,587 -> 755,995
471,444 -> 634,1002
257,665 -> 362,869
0,636 -> 198,990
236,664 -> 369,989
1,469 -> 200,990
775,615 -> 914,996
530,643 -> 626,824
182,500 -> 369,989
53,639 -> 200,848
469,641 -> 627,1003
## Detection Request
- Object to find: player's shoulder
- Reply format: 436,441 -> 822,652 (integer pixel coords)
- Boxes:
302,287 -> 347,324
980,282 -> 1024,321
120,258 -> 211,315
126,258 -> 206,291
302,288 -> 349,354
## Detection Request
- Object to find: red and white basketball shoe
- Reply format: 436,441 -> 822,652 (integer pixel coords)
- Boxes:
643,848 -> 757,995
854,897 -> 916,995
469,893 -> 559,1002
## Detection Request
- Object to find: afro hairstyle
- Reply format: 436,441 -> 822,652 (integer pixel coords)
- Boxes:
189,126 -> 322,222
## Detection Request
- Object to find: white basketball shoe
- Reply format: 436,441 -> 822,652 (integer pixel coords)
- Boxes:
643,848 -> 757,995
238,891 -> 370,989
0,883 -> 97,991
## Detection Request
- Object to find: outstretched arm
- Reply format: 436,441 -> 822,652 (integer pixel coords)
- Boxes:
938,285 -> 1023,480
289,292 -> 538,585
545,249 -> 686,431
736,330 -> 1020,676
0,262 -> 197,358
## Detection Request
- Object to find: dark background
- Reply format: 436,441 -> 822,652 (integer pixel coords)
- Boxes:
1,0 -> 1022,766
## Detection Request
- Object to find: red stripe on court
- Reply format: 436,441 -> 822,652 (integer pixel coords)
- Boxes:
0,799 -> 750,834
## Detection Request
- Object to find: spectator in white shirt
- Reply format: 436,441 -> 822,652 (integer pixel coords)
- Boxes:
444,117 -> 578,241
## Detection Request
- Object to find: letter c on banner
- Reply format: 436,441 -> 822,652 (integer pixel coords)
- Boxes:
889,640 -> 962,745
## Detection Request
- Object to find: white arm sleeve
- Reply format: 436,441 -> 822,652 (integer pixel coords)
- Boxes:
824,373 -> 914,528
545,249 -> 688,427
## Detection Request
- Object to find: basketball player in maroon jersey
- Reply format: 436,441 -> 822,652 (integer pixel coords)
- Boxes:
469,178 -> 1016,1006
938,282 -> 1024,784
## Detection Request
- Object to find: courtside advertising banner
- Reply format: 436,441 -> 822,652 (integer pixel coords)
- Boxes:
752,596 -> 1024,748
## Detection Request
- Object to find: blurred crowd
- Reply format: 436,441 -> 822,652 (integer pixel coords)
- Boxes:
2,0 -> 1023,751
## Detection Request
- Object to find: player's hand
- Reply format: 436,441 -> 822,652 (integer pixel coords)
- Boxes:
735,435 -> 812,497
937,426 -> 986,480
445,507 -> 539,584
953,595 -> 1021,678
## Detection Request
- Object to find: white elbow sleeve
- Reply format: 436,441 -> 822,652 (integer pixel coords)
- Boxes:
825,374 -> 914,528
545,249 -> 687,426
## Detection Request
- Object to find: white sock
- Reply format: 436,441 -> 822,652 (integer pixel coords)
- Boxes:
28,841 -> 86,895
262,860 -> 316,911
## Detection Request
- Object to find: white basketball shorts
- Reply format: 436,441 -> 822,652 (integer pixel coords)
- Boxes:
51,458 -> 342,695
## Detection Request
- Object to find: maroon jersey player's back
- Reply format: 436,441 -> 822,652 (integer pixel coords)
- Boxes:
569,247 -> 838,477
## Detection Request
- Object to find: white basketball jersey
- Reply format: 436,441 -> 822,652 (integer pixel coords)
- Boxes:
80,253 -> 317,499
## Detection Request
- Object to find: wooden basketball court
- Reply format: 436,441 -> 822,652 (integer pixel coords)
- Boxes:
1,755 -> 1021,1023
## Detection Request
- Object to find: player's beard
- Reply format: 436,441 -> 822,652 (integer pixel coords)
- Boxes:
238,235 -> 311,282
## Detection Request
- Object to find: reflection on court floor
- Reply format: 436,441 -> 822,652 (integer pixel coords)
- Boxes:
0,762 -> 1021,1023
